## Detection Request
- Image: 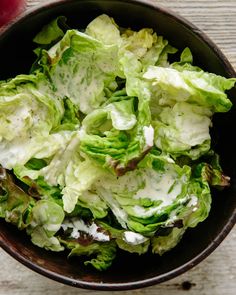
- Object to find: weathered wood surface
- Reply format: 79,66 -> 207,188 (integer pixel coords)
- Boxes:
0,0 -> 235,294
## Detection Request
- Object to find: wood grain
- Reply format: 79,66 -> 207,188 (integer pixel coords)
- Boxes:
0,0 -> 235,294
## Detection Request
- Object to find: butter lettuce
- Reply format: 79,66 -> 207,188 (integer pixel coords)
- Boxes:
33,16 -> 68,46
153,102 -> 212,159
144,65 -> 234,112
0,73 -> 68,169
35,29 -> 119,114
0,169 -> 64,251
94,153 -> 192,234
60,237 -> 117,271
27,200 -> 65,251
0,14 -> 233,271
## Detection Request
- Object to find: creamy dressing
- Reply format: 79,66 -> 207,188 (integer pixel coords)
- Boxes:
123,231 -> 148,245
62,218 -> 110,242
143,125 -> 154,148
187,195 -> 198,207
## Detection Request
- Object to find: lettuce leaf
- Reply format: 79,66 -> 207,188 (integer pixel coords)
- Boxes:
0,168 -> 35,229
33,16 -> 69,46
60,237 -> 117,271
144,65 -> 235,112
0,73 -> 69,169
94,153 -> 192,234
98,221 -> 150,254
0,169 -> 64,251
80,96 -> 153,175
153,102 -> 212,159
151,228 -> 185,255
85,14 -> 121,46
35,29 -> 119,114
27,200 -> 65,251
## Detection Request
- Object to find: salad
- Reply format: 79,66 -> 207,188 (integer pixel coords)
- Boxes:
0,15 -> 235,271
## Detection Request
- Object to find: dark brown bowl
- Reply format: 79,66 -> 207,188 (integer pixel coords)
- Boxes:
0,0 -> 235,290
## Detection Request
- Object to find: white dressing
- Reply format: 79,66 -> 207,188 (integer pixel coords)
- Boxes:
123,231 -> 148,245
143,125 -> 154,148
62,218 -> 110,242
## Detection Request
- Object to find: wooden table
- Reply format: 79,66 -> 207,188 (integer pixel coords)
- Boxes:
0,1 -> 235,294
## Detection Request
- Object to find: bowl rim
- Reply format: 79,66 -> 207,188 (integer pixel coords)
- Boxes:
0,0 -> 236,291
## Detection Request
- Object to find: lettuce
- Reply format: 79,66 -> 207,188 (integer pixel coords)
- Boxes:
153,102 -> 212,159
94,153 -> 192,234
33,16 -> 69,46
0,14 -> 233,271
61,238 -> 117,271
0,73 -> 68,169
0,168 -> 35,229
0,169 -> 64,251
27,200 -> 65,251
35,29 -> 119,114
144,64 -> 235,113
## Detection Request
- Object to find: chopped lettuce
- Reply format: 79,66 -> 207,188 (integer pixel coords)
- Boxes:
0,14 -> 234,271
151,228 -> 185,255
62,239 -> 117,271
0,169 -> 64,251
33,16 -> 69,46
34,29 -> 119,114
27,200 -> 65,251
93,154 -> 193,234
0,168 -> 35,229
153,102 -> 212,159
144,65 -> 234,112
0,73 -> 69,169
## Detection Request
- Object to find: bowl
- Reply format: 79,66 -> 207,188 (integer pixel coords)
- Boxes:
0,0 -> 235,290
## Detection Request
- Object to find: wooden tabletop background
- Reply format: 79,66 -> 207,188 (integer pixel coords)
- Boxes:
0,0 -> 235,294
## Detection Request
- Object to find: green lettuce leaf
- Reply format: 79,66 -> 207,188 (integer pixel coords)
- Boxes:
0,73 -> 70,169
33,16 -> 69,45
143,65 -> 235,112
27,200 -> 65,251
60,236 -> 117,271
171,47 -> 202,72
94,153 -> 192,234
80,71 -> 154,176
98,221 -> 150,254
62,158 -> 108,215
151,161 -> 213,255
153,102 -> 212,159
85,14 -> 121,46
205,154 -> 230,187
0,168 -> 35,229
82,97 -> 137,132
0,169 -> 64,251
151,227 -> 185,255
35,29 -> 119,114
